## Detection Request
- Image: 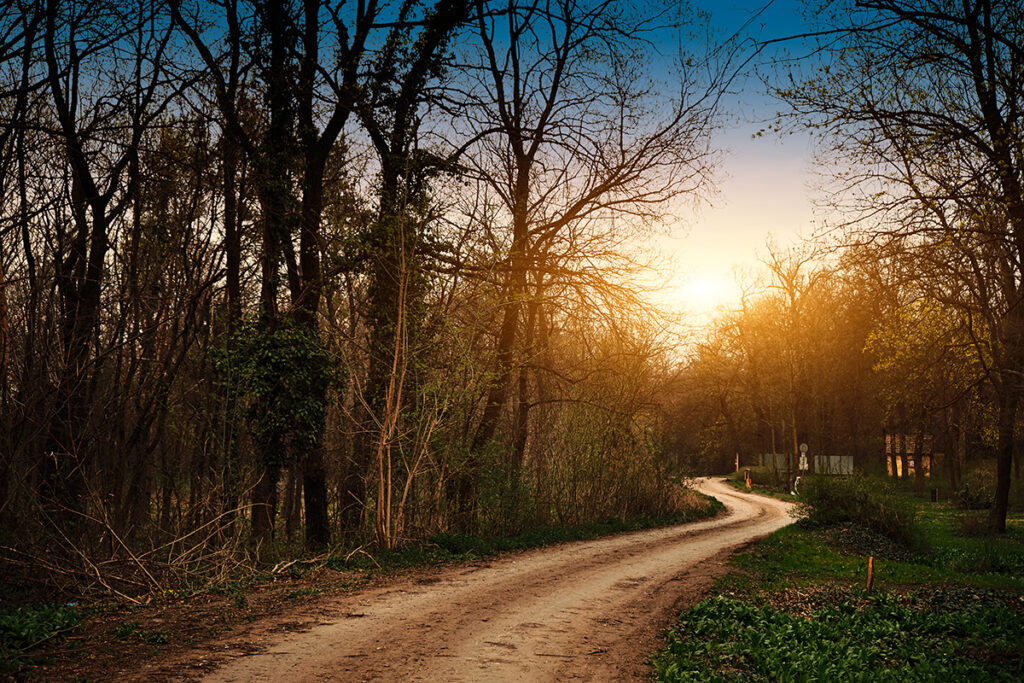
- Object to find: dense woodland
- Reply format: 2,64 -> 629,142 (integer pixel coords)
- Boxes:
1,0 -> 1022,598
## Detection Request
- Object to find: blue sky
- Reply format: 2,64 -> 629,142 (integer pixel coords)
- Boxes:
649,1 -> 823,320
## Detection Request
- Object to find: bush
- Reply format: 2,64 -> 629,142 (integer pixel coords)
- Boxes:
957,511 -> 992,536
747,465 -> 787,491
955,482 -> 993,510
798,476 -> 921,549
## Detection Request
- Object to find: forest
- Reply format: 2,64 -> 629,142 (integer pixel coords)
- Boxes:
1,0 -> 1022,605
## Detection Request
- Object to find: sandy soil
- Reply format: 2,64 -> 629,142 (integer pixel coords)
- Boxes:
144,478 -> 792,682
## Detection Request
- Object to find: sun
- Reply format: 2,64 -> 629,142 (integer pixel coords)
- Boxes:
679,273 -> 733,316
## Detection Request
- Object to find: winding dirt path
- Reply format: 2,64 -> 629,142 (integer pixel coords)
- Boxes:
161,478 -> 792,681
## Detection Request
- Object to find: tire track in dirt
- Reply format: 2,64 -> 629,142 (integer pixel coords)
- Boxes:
151,478 -> 792,682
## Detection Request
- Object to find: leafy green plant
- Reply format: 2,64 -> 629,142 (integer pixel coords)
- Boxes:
654,595 -> 1024,681
113,621 -> 140,640
0,604 -> 81,675
143,630 -> 169,645
113,620 -> 169,645
0,604 -> 81,650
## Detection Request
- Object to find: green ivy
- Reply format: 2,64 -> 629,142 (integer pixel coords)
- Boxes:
214,315 -> 343,467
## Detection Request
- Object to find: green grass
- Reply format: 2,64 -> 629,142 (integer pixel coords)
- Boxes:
654,479 -> 1024,681
729,523 -> 1024,591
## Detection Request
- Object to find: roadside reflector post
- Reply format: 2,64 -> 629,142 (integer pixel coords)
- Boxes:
867,556 -> 874,593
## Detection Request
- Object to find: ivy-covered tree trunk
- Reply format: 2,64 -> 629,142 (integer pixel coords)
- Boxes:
351,0 -> 471,542
248,0 -> 296,544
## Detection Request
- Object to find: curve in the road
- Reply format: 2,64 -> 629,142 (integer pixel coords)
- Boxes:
162,478 -> 792,682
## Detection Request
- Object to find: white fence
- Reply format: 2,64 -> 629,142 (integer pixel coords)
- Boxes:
814,455 -> 854,475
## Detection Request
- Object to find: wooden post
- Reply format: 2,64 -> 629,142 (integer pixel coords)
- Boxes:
866,556 -> 874,593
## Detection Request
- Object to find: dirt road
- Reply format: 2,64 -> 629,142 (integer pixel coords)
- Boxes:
169,478 -> 792,682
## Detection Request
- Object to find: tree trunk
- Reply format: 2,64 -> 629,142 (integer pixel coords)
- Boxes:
989,391 -> 1018,533
913,427 -> 926,496
511,293 -> 539,468
252,464 -> 281,544
303,448 -> 330,548
946,410 -> 960,498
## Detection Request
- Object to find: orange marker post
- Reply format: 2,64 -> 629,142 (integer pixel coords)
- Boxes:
867,556 -> 874,593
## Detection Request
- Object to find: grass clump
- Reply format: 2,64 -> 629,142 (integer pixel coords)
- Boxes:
798,475 -> 921,549
653,594 -> 1023,682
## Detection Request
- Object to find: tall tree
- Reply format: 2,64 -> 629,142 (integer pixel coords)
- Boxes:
353,0 -> 472,547
40,0 -> 174,519
456,0 -> 725,512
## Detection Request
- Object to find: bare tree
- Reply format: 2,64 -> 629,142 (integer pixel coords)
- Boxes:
38,0 -> 175,519
450,0 -> 726,515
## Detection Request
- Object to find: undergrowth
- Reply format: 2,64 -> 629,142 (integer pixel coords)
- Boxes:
0,603 -> 81,676
328,492 -> 724,572
797,475 -> 922,550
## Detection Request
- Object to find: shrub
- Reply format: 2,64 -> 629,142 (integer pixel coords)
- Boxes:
747,465 -> 787,491
957,511 -> 992,536
955,482 -> 993,510
798,475 -> 921,549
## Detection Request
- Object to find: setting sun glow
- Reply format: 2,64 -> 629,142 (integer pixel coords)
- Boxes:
679,273 -> 735,317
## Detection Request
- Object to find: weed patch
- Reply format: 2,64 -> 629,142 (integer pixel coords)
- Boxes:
285,587 -> 323,600
112,620 -> 169,645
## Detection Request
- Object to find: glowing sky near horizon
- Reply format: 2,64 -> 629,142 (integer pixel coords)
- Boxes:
652,0 -> 819,323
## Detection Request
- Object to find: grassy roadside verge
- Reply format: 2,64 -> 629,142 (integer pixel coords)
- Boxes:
2,488 -> 722,680
340,489 -> 724,571
652,476 -> 1024,681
